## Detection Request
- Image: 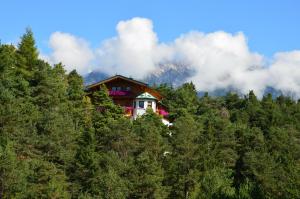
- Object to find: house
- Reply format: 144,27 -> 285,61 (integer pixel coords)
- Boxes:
86,75 -> 171,125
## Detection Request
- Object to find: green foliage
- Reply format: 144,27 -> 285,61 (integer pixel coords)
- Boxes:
165,114 -> 201,198
130,111 -> 168,198
26,159 -> 70,199
70,127 -> 101,197
17,28 -> 38,68
156,82 -> 199,120
0,139 -> 28,199
0,30 -> 300,198
16,28 -> 39,80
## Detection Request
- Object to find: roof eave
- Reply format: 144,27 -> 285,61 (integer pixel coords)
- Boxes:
86,75 -> 148,89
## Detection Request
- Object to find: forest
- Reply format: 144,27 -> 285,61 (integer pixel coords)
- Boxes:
0,29 -> 299,199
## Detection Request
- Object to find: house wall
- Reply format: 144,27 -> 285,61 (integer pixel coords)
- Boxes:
133,99 -> 157,119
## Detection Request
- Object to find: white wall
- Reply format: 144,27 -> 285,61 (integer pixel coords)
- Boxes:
133,99 -> 156,119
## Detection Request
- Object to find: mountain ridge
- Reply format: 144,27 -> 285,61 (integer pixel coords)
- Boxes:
84,62 -> 285,98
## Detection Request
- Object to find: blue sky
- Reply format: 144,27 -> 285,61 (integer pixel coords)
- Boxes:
1,0 -> 300,97
1,0 -> 299,56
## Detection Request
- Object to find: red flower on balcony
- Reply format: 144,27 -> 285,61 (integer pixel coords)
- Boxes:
109,90 -> 130,96
159,109 -> 169,116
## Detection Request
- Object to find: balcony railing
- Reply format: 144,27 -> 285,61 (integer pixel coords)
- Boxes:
109,90 -> 131,96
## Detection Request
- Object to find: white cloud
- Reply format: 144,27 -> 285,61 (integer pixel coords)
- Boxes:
96,17 -> 172,78
171,31 -> 267,96
43,32 -> 94,74
42,17 -> 300,98
268,51 -> 300,97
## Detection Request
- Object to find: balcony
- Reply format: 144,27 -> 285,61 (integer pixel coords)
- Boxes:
109,90 -> 131,96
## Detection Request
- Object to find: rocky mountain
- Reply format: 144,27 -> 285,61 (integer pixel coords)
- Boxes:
84,62 -> 193,87
84,62 -> 284,98
84,71 -> 109,85
144,62 -> 194,87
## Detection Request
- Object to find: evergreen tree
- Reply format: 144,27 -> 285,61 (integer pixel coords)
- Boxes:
26,61 -> 76,197
165,114 -> 201,199
197,110 -> 236,198
16,28 -> 39,80
91,85 -> 124,151
67,70 -> 88,131
130,110 -> 168,198
0,139 -> 28,199
70,127 -> 102,197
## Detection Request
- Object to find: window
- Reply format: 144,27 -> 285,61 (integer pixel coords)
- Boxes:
126,87 -> 131,91
138,101 -> 144,108
133,101 -> 136,108
147,101 -> 152,108
117,87 -> 121,91
112,87 -> 116,91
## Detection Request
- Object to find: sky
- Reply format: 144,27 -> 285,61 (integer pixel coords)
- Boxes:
1,0 -> 300,56
1,0 -> 300,97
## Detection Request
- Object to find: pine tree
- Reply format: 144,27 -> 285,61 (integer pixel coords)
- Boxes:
91,85 -> 124,151
16,28 -> 39,80
70,127 -> 101,197
95,118 -> 135,198
172,82 -> 199,118
67,70 -> 86,131
26,60 -> 76,197
165,114 -> 200,199
130,110 -> 168,198
0,44 -> 35,198
0,139 -> 28,199
67,70 -> 85,101
17,28 -> 38,69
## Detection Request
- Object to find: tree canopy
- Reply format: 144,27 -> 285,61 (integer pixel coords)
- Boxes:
0,30 -> 299,199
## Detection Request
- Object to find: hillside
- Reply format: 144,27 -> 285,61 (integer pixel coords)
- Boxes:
1,30 -> 300,199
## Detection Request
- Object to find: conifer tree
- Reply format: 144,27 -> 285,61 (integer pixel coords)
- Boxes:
165,114 -> 200,198
70,127 -> 101,197
130,110 -> 168,198
25,60 -> 76,197
0,139 -> 28,199
16,28 -> 39,80
17,28 -> 38,69
91,85 -> 124,151
67,70 -> 86,131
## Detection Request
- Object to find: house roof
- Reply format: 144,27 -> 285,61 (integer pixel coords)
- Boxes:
86,75 -> 163,100
86,75 -> 148,89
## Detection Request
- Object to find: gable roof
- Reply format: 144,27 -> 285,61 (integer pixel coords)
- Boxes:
86,75 -> 163,100
86,75 -> 148,89
136,92 -> 156,100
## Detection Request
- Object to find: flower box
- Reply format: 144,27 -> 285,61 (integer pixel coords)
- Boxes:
109,90 -> 130,96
